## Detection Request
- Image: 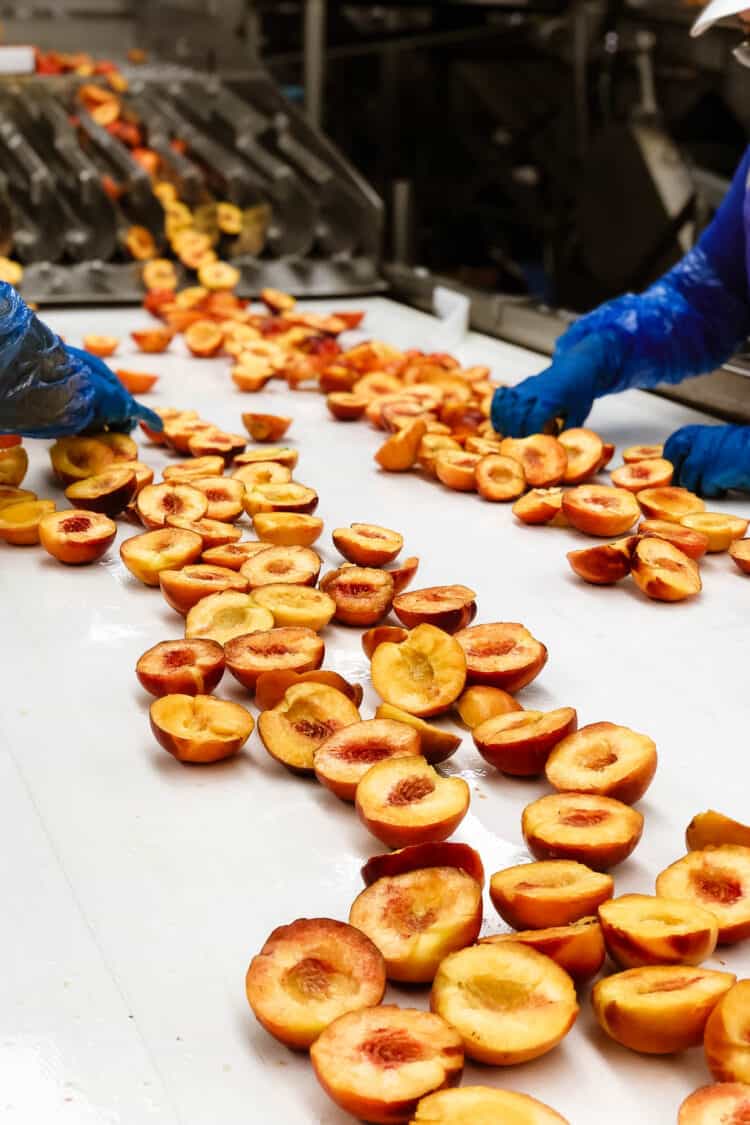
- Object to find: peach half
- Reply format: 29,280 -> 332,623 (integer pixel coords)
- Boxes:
159,564 -> 248,615
687,810 -> 750,852
362,626 -> 409,660
638,519 -> 709,560
240,545 -> 321,589
232,462 -> 292,488
678,1083 -> 750,1125
523,793 -> 643,871
637,486 -> 705,523
120,527 -> 203,585
254,669 -> 362,712
489,860 -> 613,929
252,512 -> 323,547
371,624 -> 466,718
355,756 -> 469,848
656,846 -> 750,943
258,682 -> 360,774
241,412 -> 291,442
233,445 -> 298,469
242,482 -> 318,517
610,458 -> 674,492
729,539 -> 750,574
187,476 -> 245,522
375,417 -> 428,472
513,488 -> 565,526
333,523 -> 403,567
225,627 -> 324,693
252,584 -> 336,631
705,981 -> 750,1085
162,456 -> 226,482
165,516 -> 242,552
136,639 -> 225,697
361,841 -> 484,889
680,512 -> 748,553
314,719 -> 421,801
0,444 -> 28,487
562,485 -> 640,536
631,537 -> 702,602
473,707 -> 577,776
455,684 -> 521,729
393,585 -> 476,633
201,541 -> 271,571
49,436 -> 114,485
389,555 -> 420,595
373,704 -> 461,765
481,916 -> 605,984
412,1086 -> 569,1125
455,622 -> 547,691
38,509 -> 116,564
65,467 -> 137,517
598,894 -> 719,968
475,453 -> 526,501
500,434 -> 568,487
545,722 -> 657,805
136,482 -> 208,530
320,566 -> 394,626
149,693 -> 254,763
623,444 -> 663,463
435,449 -> 480,492
566,537 -> 636,585
184,590 -> 274,646
559,427 -> 604,484
0,499 -> 56,545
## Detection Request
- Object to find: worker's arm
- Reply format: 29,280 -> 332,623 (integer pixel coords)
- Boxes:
492,147 -> 750,438
0,284 -> 162,437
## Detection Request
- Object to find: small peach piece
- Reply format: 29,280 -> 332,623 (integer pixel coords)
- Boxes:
327,392 -> 368,421
128,462 -> 154,494
136,482 -> 208,530
481,916 -> 605,984
473,707 -> 577,776
598,894 -> 718,969
455,621 -> 547,691
375,417 -> 428,472
241,413 -> 291,442
362,626 -> 409,660
254,669 -> 362,712
245,917 -> 386,1051
680,512 -> 748,553
232,461 -> 292,488
50,437 -> 113,485
729,539 -> 750,573
159,564 -> 249,615
83,334 -> 118,357
320,566 -> 394,626
567,537 -> 636,585
362,842 -> 484,889
162,418 -> 215,455
225,627 -> 324,693
233,445 -> 298,469
678,1083 -> 750,1125
562,484 -> 640,536
611,458 -> 674,492
165,516 -> 242,551
455,684 -> 521,729
638,518 -> 709,560
184,319 -> 223,357
475,453 -> 526,501
592,965 -> 735,1055
0,500 -> 56,545
150,693 -> 254,763
38,509 -> 116,564
388,555 -> 420,595
240,544 -> 321,588
350,865 -> 482,982
656,846 -> 750,943
314,718 -> 421,801
490,860 -> 614,929
187,477 -> 244,522
523,793 -> 643,870
311,1005 -> 463,1124
393,585 -> 476,633
434,449 -> 480,492
500,435 -> 568,487
259,682 -> 360,774
242,482 -> 318,517
371,624 -> 466,718
120,527 -> 203,585
431,942 -> 578,1065
631,537 -> 702,602
687,810 -> 750,851
417,434 -> 461,476
333,523 -> 403,566
513,487 -> 565,526
355,756 -> 469,849
705,981 -> 750,1084
252,512 -> 323,547
413,1086 -> 569,1125
131,327 -> 173,353
184,590 -> 274,646
623,444 -> 663,463
65,467 -> 137,517
559,428 -> 604,484
637,486 -> 706,522
136,637 -> 225,697
545,722 -> 657,805
163,456 -> 226,482
252,584 -> 336,631
201,541 -> 270,570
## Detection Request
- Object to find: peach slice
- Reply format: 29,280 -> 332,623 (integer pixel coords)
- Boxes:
0,499 -> 56,545
362,626 -> 409,660
434,449 -> 480,492
562,484 -> 640,536
320,566 -> 394,626
184,590 -> 274,646
327,392 -> 368,421
513,487 -> 565,526
559,428 -> 604,484
0,485 -> 35,510
637,486 -> 706,522
490,860 -> 614,929
545,722 -> 657,805
187,477 -> 245,522
475,453 -> 526,501
241,412 -> 292,442
375,417 -> 428,472
83,333 -> 119,357
412,1086 -> 569,1125
201,541 -> 271,570
131,327 -> 173,353
355,756 -> 469,848
252,584 -> 335,631
631,536 -> 702,602
655,846 -> 750,943
159,564 -> 249,615
678,1083 -> 750,1125
623,444 -> 663,463
150,693 -> 254,763
371,624 -> 466,718
333,523 -> 403,567
431,941 -> 578,1065
455,622 -> 547,691
349,864 -> 482,982
165,516 -> 242,551
162,457 -> 226,482
259,682 -> 360,774
393,585 -> 476,634
314,719 -> 422,801
136,639 -> 225,697
598,894 -> 719,968
481,916 -> 605,984
611,458 -> 674,492
687,810 -> 750,852
232,461 -> 292,488
240,545 -> 321,589
243,482 -> 318,517
38,509 -> 116,564
255,669 -> 362,712
252,512 -> 323,547
120,527 -> 203,585
680,512 -> 748,553
638,518 -> 709,560
362,842 -> 484,889
136,482 -> 208,530
225,627 -> 325,693
50,436 -> 115,485
455,685 -> 522,729
705,981 -> 750,1084
729,539 -> 750,574
523,793 -> 643,870
592,966 -> 735,1055
500,435 -> 568,487
388,555 -> 420,595
311,1005 -> 463,1124
245,917 -> 386,1051
566,537 -> 636,585
473,707 -> 577,776
373,704 -> 461,764
64,467 -> 137,517
233,445 -> 299,469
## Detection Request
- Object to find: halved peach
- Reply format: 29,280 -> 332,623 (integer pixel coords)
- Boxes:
231,365 -> 272,393
333,523 -> 403,567
327,392 -> 368,421
117,370 -> 158,394
95,433 -> 138,462
83,333 -> 119,357
136,482 -> 208,530
355,755 -> 469,848
252,512 -> 323,547
490,860 -> 614,929
232,461 -> 292,488
611,458 -> 674,492
184,590 -> 274,646
601,443 -> 619,469
201,541 -> 271,570
38,509 -> 116,564
567,537 -> 636,585
184,319 -> 224,357
131,327 -> 173,353
687,810 -> 750,852
562,485 -> 640,536
412,1087 -> 569,1125
0,485 -> 35,510
233,445 -> 298,469
417,434 -> 461,476
545,722 -> 657,805
245,917 -> 386,1051
592,965 -> 735,1055
314,719 -> 421,801
431,941 -> 578,1065
638,518 -> 709,560
473,707 -> 577,776
243,482 -> 318,517
637,486 -> 706,523
188,428 -> 246,460
65,467 -> 137,517
136,639 -> 225,697
623,444 -> 663,463
0,499 -> 56,545
361,841 -> 484,889
311,1005 -> 463,1124
225,627 -> 324,693
393,586 -> 476,634
680,512 -> 748,553
120,527 -> 203,585
678,1083 -> 750,1125
388,555 -> 420,595
320,565 -> 394,626
455,684 -> 522,729
240,545 -> 321,589
372,704 -> 460,765
241,413 -> 291,442
631,537 -> 702,602
163,418 -> 216,455
261,287 -> 295,313
513,487 -> 565,526
50,436 -> 114,485
187,476 -> 245,522
523,793 -> 643,870
656,846 -> 750,943
559,428 -> 604,484
362,626 -> 409,660
729,539 -> 750,574
371,624 -> 466,718
165,516 -> 242,551
350,864 -> 482,982
598,894 -> 719,968
259,682 -> 360,773
705,981 -> 750,1084
252,584 -> 335,631
474,453 -> 526,501
150,693 -> 254,763
254,669 -> 362,712
481,916 -> 605,984
375,417 -> 428,472
159,564 -> 249,615
500,435 -> 568,487
455,622 -> 547,691
434,449 -> 480,492
198,260 -> 240,291
162,456 -> 226,482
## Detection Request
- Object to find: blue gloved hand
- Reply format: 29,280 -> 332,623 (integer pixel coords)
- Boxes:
663,424 -> 750,498
0,284 -> 162,438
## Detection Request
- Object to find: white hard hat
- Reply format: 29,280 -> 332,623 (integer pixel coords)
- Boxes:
691,0 -> 746,36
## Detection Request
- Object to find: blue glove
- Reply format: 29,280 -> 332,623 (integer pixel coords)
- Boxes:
664,424 -> 750,498
0,284 -> 162,438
